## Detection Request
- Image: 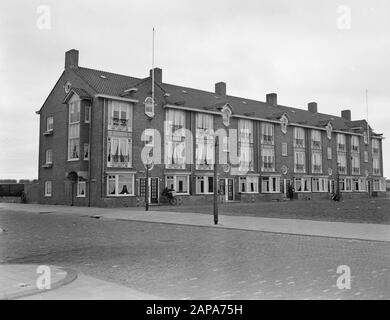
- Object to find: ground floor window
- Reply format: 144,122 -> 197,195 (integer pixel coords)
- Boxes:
196,176 -> 213,194
373,178 -> 386,191
312,177 -> 328,192
165,175 -> 189,194
77,180 -> 86,197
352,178 -> 366,192
339,178 -> 352,192
261,176 -> 280,193
44,181 -> 52,197
239,176 -> 259,193
107,173 -> 134,196
294,177 -> 311,192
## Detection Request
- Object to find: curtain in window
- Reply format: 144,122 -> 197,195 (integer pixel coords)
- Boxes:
165,109 -> 186,168
196,113 -> 214,168
238,120 -> 253,171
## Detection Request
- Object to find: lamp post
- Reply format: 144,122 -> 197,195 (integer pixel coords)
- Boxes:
144,160 -> 153,212
213,136 -> 219,225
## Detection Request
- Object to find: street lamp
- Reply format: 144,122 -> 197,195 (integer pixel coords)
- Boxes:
213,136 -> 219,225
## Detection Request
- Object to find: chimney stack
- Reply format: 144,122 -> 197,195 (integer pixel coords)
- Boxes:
215,82 -> 226,96
341,109 -> 351,121
65,49 -> 79,69
149,68 -> 162,83
308,102 -> 318,113
266,93 -> 277,107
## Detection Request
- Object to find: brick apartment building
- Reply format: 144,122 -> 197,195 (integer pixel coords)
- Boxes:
37,49 -> 386,207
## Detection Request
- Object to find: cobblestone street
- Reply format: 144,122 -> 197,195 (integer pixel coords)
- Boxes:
1,210 -> 389,299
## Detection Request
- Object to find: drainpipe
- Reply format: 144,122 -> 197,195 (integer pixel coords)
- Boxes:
88,100 -> 93,207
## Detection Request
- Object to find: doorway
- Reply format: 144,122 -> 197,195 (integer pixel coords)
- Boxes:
226,178 -> 234,201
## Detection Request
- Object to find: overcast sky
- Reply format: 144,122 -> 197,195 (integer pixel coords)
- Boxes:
1,0 -> 389,180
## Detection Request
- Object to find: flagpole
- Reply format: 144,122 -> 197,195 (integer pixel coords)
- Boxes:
152,27 -> 155,104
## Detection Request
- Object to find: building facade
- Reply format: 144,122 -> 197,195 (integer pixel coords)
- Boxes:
37,49 -> 387,207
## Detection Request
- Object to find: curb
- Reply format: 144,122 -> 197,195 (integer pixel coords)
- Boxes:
1,266 -> 78,300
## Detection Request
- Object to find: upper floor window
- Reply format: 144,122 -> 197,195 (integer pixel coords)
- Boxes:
68,97 -> 80,160
337,153 -> 347,174
44,181 -> 52,197
373,157 -> 380,175
85,106 -> 91,123
281,142 -> 288,156
46,117 -> 53,131
327,147 -> 332,160
238,119 -> 254,171
364,150 -> 368,163
261,123 -> 274,145
294,150 -> 306,173
108,100 -> 132,131
45,149 -> 53,164
351,154 -> 360,175
261,147 -> 275,172
337,134 -> 346,152
311,151 -> 322,173
294,127 -> 305,148
107,137 -> 132,168
363,131 -> 368,144
165,109 -> 186,169
351,136 -> 360,153
311,130 -> 321,149
196,113 -> 214,170
372,139 -> 380,155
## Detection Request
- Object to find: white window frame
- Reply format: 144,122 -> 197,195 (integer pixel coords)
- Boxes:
351,136 -> 360,153
294,150 -> 306,173
311,130 -> 322,149
261,123 -> 274,145
195,176 -> 214,194
238,119 -> 254,171
281,142 -> 288,157
311,151 -> 322,174
165,109 -> 186,169
44,181 -> 52,197
337,153 -> 347,174
45,149 -> 53,164
311,177 -> 329,193
46,116 -> 54,132
337,134 -> 346,152
294,177 -> 311,192
165,175 -> 190,195
84,143 -> 89,160
239,176 -> 259,193
106,173 -> 135,197
108,100 -> 133,131
261,176 -> 280,193
327,147 -> 332,160
196,113 -> 214,170
351,154 -> 360,175
107,136 -> 132,168
85,106 -> 91,124
77,180 -> 86,197
364,151 -> 368,163
261,146 -> 275,172
68,97 -> 80,160
294,127 -> 305,148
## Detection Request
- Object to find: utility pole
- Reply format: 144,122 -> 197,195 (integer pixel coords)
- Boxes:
213,136 -> 219,225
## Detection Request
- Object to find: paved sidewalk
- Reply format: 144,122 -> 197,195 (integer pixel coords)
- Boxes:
0,264 -> 77,299
1,203 -> 390,242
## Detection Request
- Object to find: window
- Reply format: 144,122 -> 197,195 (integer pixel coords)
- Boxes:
261,147 -> 275,171
294,127 -> 305,148
351,136 -> 359,153
337,134 -> 346,152
373,178 -> 386,191
345,178 -> 352,192
165,175 -> 189,194
311,130 -> 321,149
363,131 -> 368,145
239,176 -> 258,193
312,177 -> 329,192
196,176 -> 214,194
352,178 -> 366,192
373,157 -> 380,175
261,176 -> 280,193
46,117 -> 53,131
364,151 -> 368,163
238,119 -> 254,171
282,142 -> 288,156
85,106 -> 91,123
84,143 -> 89,160
108,100 -> 132,131
165,109 -> 186,169
351,154 -> 360,175
44,181 -> 52,196
311,152 -> 322,173
196,113 -> 214,170
372,139 -> 380,155
337,154 -> 347,174
294,177 -> 311,192
45,149 -> 53,164
280,115 -> 288,134
294,151 -> 306,173
77,180 -> 86,197
107,174 -> 134,196
261,123 -> 274,145
107,137 -> 132,167
68,98 -> 80,160
144,97 -> 155,118
327,147 -> 332,160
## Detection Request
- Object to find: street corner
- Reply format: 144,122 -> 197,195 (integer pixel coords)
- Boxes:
0,264 -> 78,300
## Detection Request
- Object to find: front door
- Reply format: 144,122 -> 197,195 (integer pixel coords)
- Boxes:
150,178 -> 159,204
227,178 -> 234,201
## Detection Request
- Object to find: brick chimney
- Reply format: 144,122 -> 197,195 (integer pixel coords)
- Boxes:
65,49 -> 79,69
215,82 -> 226,96
149,68 -> 162,83
341,109 -> 351,121
308,102 -> 318,113
266,93 -> 277,107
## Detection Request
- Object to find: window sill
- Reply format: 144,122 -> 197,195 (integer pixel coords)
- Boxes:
44,195 -> 52,197
106,194 -> 135,197
76,195 -> 86,198
43,130 -> 53,136
261,191 -> 280,194
67,158 -> 79,162
42,163 -> 53,168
